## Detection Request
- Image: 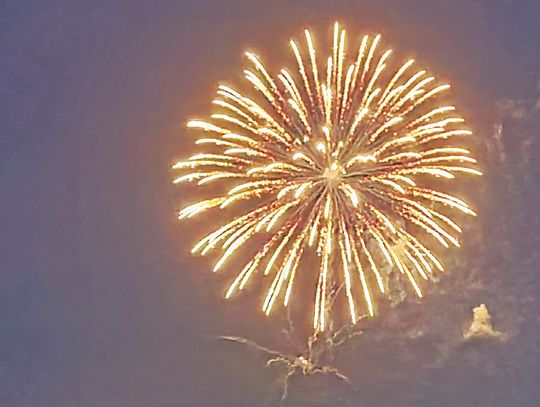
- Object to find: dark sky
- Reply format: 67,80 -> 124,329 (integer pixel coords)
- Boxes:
1,1 -> 540,406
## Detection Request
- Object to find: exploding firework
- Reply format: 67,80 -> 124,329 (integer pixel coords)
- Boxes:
174,22 -> 481,332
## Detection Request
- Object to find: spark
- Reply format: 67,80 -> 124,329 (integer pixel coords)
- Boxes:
175,22 -> 481,333
220,291 -> 359,402
222,334 -> 351,402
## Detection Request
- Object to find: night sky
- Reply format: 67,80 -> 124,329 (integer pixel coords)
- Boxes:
1,1 -> 540,406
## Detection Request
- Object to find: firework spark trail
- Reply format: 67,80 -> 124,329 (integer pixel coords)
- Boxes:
221,289 -> 355,403
221,333 -> 352,402
175,22 -> 481,333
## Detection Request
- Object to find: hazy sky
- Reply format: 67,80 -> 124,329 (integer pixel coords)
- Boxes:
1,1 -> 539,406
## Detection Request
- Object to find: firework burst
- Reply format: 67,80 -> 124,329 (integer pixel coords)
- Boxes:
174,23 -> 481,332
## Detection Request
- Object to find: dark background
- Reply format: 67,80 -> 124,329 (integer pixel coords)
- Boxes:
1,1 -> 539,406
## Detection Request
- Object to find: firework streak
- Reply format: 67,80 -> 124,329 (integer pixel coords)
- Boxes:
174,23 -> 481,332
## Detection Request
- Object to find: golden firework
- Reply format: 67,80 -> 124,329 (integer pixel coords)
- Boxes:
174,23 -> 481,332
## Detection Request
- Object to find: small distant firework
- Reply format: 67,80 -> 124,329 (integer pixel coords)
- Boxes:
174,22 -> 481,332
464,304 -> 504,341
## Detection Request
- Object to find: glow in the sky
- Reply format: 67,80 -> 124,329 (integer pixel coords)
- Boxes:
174,22 -> 481,332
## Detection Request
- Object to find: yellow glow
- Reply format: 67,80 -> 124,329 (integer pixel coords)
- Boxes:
175,22 -> 481,334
